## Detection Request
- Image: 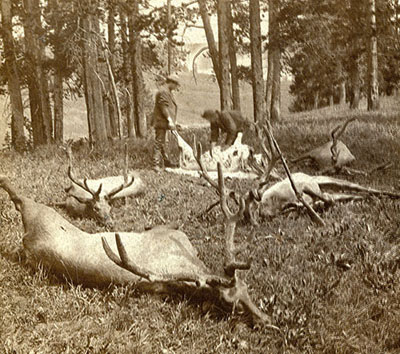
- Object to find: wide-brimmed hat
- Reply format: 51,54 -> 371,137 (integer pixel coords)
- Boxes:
166,74 -> 180,85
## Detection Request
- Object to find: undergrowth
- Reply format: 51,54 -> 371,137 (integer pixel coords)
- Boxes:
0,100 -> 399,353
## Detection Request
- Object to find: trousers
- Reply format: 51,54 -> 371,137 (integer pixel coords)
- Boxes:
153,128 -> 170,168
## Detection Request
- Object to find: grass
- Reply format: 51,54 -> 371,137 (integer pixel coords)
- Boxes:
1,77 -> 400,352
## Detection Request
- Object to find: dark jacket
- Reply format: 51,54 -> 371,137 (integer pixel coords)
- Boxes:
204,110 -> 249,145
152,88 -> 177,129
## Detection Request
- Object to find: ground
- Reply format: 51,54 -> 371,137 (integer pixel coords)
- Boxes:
0,77 -> 400,353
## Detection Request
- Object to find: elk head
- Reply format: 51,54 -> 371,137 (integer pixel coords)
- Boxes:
66,167 -> 134,227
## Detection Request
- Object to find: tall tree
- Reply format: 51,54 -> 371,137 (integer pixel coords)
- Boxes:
265,2 -> 274,121
22,0 -> 53,146
249,0 -> 265,122
1,0 -> 26,151
227,0 -> 241,111
128,0 -> 147,138
119,5 -> 135,137
81,1 -> 108,143
348,0 -> 363,109
167,0 -> 172,75
367,0 -> 380,110
269,0 -> 281,122
101,2 -> 119,139
198,0 -> 221,86
218,0 -> 231,110
48,0 -> 64,144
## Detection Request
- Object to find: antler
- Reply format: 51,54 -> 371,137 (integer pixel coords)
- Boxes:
67,166 -> 103,201
106,176 -> 135,200
102,233 -> 235,287
330,117 -> 356,166
215,162 -> 272,323
195,146 -> 271,323
193,141 -> 220,191
194,141 -> 240,213
242,122 -> 281,225
216,163 -> 251,276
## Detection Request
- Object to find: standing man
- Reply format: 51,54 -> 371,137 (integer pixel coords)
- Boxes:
201,109 -> 253,151
152,75 -> 180,172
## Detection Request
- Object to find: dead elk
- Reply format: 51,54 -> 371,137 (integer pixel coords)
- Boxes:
291,118 -> 356,173
0,174 -> 272,326
259,172 -> 400,218
55,167 -> 144,226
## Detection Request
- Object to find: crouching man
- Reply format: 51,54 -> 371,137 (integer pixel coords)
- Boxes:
152,75 -> 181,172
201,109 -> 253,152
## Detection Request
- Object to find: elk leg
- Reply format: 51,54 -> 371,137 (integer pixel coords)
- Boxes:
303,186 -> 335,205
328,193 -> 365,203
341,167 -> 368,176
51,201 -> 68,208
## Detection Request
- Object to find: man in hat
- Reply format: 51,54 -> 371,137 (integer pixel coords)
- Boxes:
152,75 -> 181,172
201,109 -> 253,153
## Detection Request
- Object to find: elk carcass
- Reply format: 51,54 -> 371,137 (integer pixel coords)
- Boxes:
0,174 -> 271,325
291,118 -> 356,172
169,130 -> 266,179
55,167 -> 144,226
259,172 -> 400,218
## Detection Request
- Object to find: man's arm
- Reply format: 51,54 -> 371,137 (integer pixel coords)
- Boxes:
225,132 -> 237,146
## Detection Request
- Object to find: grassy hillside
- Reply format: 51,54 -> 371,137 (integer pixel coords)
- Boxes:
0,95 -> 399,352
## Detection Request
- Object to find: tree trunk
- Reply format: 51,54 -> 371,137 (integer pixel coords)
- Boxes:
269,0 -> 281,123
108,1 -> 116,70
348,0 -> 361,109
104,48 -> 122,139
198,0 -> 221,87
367,0 -> 379,110
107,0 -> 119,137
250,0 -> 265,123
119,7 -> 135,137
227,1 -> 240,111
23,0 -> 53,146
53,68 -> 64,143
167,0 -> 172,75
93,18 -> 113,140
350,56 -> 361,109
314,91 -> 320,109
81,4 -> 108,143
49,0 -> 64,144
217,0 -> 231,111
265,6 -> 274,121
339,81 -> 346,105
128,0 -> 146,138
1,0 -> 26,151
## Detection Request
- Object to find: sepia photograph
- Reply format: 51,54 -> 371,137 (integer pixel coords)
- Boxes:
0,0 -> 399,352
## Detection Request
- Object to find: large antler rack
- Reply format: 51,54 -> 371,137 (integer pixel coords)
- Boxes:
101,233 -> 234,288
194,148 -> 271,323
101,151 -> 273,324
67,166 -> 103,202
